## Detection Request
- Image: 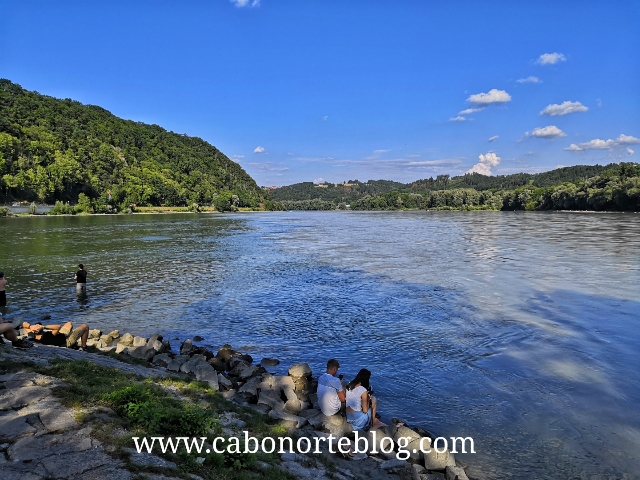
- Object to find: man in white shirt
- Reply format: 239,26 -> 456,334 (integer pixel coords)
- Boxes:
317,358 -> 346,416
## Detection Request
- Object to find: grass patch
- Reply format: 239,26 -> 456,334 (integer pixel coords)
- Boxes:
0,357 -> 297,479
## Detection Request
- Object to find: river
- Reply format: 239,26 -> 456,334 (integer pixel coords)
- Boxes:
1,211 -> 639,479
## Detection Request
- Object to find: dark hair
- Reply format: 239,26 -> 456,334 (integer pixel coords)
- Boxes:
0,272 -> 4,278
78,264 -> 84,269
346,368 -> 371,391
326,358 -> 340,370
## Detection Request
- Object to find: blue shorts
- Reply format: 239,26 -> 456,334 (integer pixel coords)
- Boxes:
346,409 -> 372,431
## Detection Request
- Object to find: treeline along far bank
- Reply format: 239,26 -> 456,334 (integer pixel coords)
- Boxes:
270,163 -> 640,212
0,79 -> 277,212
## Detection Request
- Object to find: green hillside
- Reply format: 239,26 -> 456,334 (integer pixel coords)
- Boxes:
0,80 -> 265,210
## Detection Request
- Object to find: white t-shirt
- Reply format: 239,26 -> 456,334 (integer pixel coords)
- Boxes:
346,385 -> 367,412
317,373 -> 343,416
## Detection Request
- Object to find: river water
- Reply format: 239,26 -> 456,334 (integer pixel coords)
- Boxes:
1,211 -> 639,479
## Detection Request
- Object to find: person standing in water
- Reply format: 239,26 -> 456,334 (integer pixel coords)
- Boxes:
74,264 -> 87,290
0,272 -> 7,307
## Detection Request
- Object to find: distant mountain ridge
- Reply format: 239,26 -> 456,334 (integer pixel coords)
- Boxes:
0,79 -> 264,209
270,164 -> 611,203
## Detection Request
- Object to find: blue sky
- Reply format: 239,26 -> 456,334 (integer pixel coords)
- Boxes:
1,1 -> 639,186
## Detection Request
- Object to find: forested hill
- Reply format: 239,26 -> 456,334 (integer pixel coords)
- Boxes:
271,164 -> 612,204
0,79 -> 264,209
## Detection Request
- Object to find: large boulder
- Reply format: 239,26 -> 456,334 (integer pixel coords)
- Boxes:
180,339 -> 194,355
118,333 -> 134,346
89,329 -> 102,340
422,437 -> 456,470
288,363 -> 312,379
99,334 -> 115,345
152,353 -> 172,368
208,357 -> 226,372
147,334 -> 165,354
446,466 -> 469,480
393,425 -> 424,463
128,345 -> 156,362
166,355 -> 190,372
108,330 -> 120,339
132,336 -> 147,347
194,363 -> 219,391
180,354 -> 207,374
217,374 -> 233,391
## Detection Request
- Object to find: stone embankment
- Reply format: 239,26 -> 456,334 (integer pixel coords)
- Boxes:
1,326 -> 473,480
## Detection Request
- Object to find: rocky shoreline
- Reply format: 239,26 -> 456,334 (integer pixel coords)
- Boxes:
3,325 -> 474,480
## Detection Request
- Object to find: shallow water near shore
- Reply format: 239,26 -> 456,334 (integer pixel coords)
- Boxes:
1,211 -> 639,479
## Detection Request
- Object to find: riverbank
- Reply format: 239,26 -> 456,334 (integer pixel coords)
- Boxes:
0,324 -> 472,480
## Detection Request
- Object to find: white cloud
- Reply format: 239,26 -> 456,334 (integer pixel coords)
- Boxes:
528,126 -> 567,139
450,116 -> 466,122
313,177 -> 324,184
466,152 -> 501,176
323,116 -> 328,121
467,89 -> 512,106
248,162 -> 288,171
230,0 -> 260,7
565,134 -> 640,151
536,52 -> 566,65
232,154 -> 244,159
374,149 -> 390,153
458,107 -> 485,115
596,99 -> 603,108
540,101 -> 588,117
627,148 -> 635,156
253,146 -> 265,153
488,135 -> 499,142
517,76 -> 541,83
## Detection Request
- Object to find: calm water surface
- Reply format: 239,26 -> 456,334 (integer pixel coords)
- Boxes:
1,211 -> 639,479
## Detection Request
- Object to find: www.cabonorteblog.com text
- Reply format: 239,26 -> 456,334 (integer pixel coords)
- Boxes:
133,431 -> 475,460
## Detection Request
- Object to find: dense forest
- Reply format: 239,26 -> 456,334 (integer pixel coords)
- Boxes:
0,80 -> 268,212
274,163 -> 640,212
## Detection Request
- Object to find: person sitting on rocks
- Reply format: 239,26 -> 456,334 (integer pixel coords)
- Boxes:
0,322 -> 33,349
317,358 -> 347,416
345,368 -> 382,431
23,321 -> 89,351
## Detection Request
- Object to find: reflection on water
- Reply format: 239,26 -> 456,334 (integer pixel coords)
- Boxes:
0,211 -> 639,479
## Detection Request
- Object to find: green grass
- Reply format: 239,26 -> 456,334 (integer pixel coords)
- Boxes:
0,357 -> 296,480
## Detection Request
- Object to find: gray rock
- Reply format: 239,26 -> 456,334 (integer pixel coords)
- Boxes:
132,336 -> 147,347
0,385 -> 51,410
380,457 -> 412,475
194,363 -> 219,390
217,374 -> 233,390
180,354 -> 207,374
238,365 -> 258,380
124,448 -> 177,468
41,449 -> 112,478
421,437 -> 456,470
152,353 -> 172,368
445,466 -> 469,480
260,357 -> 280,366
8,429 -> 93,461
288,362 -> 312,379
422,474 -> 446,480
280,461 -> 312,478
0,411 -> 36,442
166,355 -> 189,372
149,339 -> 165,354
115,343 -> 128,354
237,376 -> 262,396
127,345 -> 156,361
118,333 -> 134,346
268,409 -> 308,429
180,339 -> 194,355
100,334 -> 115,345
77,465 -> 132,480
